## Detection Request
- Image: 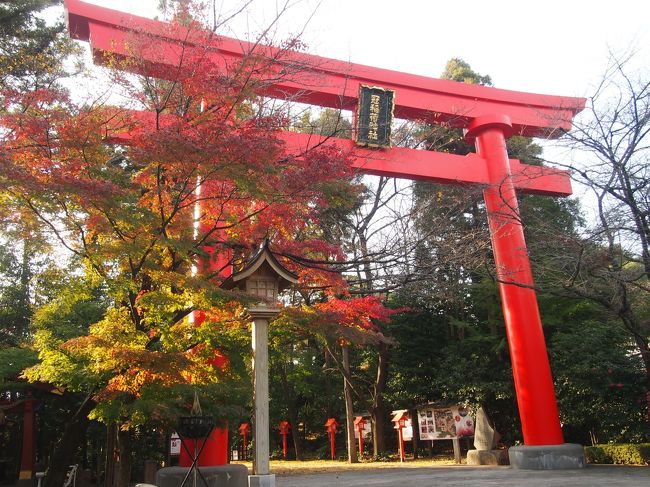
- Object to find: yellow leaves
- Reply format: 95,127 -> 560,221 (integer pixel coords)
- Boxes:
34,299 -> 242,400
23,329 -> 76,384
54,308 -> 149,379
89,308 -> 148,346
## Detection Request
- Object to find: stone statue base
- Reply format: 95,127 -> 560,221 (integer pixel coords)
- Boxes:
467,449 -> 509,465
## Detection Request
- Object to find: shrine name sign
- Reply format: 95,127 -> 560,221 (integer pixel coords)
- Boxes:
355,85 -> 395,148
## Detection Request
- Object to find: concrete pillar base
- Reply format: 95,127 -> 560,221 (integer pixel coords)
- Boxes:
508,444 -> 585,469
467,449 -> 510,465
249,474 -> 276,487
156,465 -> 248,487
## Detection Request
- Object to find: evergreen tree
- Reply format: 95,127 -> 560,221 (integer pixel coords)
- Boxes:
0,0 -> 80,92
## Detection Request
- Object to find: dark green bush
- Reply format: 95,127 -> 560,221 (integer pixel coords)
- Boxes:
585,443 -> 650,465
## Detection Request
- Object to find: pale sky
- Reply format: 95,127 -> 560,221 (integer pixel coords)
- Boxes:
80,0 -> 649,99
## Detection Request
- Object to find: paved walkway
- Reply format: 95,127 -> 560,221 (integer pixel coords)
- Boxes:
276,465 -> 649,486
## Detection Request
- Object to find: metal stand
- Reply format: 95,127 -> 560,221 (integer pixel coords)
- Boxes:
177,414 -> 215,487
178,437 -> 211,487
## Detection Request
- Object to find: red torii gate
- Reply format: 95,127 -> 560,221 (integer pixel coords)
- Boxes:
65,0 -> 586,467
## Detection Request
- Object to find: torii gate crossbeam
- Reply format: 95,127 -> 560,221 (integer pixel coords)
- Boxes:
64,0 -> 587,469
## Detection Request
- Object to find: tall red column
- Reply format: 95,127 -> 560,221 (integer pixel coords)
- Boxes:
466,115 -> 564,446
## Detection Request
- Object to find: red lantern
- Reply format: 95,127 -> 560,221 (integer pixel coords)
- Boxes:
324,418 -> 339,460
353,416 -> 367,457
279,421 -> 291,459
238,423 -> 251,460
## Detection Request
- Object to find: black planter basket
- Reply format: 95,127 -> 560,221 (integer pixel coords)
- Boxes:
178,416 -> 214,439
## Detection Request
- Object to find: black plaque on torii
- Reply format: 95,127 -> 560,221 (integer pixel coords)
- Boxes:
355,85 -> 395,148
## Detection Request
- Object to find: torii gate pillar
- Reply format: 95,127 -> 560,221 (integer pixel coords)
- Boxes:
467,116 -> 584,468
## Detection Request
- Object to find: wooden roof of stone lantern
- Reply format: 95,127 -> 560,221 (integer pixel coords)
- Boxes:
221,239 -> 298,294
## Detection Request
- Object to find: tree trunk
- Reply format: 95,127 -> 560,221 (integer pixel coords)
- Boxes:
115,428 -> 132,487
324,349 -> 334,418
289,421 -> 302,461
105,423 -> 116,487
44,394 -> 95,487
371,408 -> 387,458
371,342 -> 390,456
342,344 -> 358,463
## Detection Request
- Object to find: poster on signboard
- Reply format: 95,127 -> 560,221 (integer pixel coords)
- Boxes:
170,433 -> 181,455
417,406 -> 474,440
402,417 -> 413,441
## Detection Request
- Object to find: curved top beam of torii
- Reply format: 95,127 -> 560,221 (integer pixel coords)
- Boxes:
64,0 -> 584,197
65,0 -> 584,136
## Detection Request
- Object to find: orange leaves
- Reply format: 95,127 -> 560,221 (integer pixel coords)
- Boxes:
316,295 -> 398,332
277,296 -> 401,347
199,300 -> 246,325
4,5 -> 372,418
99,349 -> 192,400
2,99 -> 126,205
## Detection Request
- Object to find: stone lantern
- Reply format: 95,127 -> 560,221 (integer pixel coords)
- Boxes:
222,239 -> 297,318
222,240 -> 297,487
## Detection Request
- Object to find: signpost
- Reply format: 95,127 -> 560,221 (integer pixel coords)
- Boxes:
170,433 -> 181,457
416,405 -> 474,441
391,411 -> 409,462
416,405 -> 474,464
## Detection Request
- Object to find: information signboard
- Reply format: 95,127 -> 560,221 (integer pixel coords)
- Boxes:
416,406 -> 474,440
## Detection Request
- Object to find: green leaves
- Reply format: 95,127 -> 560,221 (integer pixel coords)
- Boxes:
0,346 -> 37,386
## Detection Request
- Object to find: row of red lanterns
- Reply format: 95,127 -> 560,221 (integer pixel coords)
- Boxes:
236,421 -> 292,460
237,414 -> 407,462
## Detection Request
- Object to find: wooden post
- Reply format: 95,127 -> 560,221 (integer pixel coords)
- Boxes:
412,409 -> 419,460
279,422 -> 290,460
452,438 -> 461,464
397,425 -> 405,462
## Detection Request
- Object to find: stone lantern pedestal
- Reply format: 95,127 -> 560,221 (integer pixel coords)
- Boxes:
222,241 -> 297,487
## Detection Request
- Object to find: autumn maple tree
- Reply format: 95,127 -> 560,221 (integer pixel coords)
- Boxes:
0,3 -> 385,482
